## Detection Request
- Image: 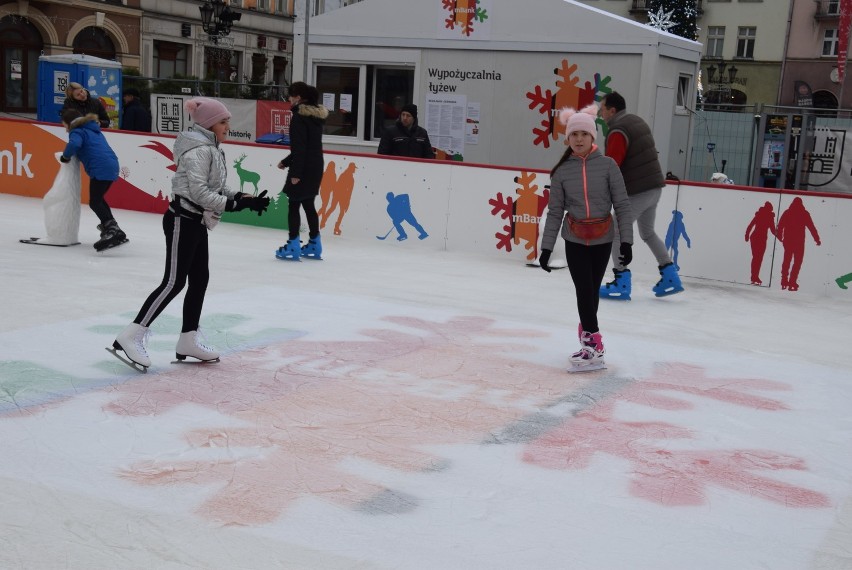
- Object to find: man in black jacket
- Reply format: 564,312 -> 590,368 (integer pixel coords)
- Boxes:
377,104 -> 435,159
121,88 -> 152,132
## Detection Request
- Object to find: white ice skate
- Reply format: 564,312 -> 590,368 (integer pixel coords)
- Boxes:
175,330 -> 220,362
568,330 -> 606,373
109,323 -> 152,371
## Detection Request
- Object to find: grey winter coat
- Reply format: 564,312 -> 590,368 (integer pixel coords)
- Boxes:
171,124 -> 238,215
542,147 -> 634,250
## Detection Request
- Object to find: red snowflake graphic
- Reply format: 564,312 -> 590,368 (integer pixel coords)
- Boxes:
523,362 -> 830,508
527,58 -> 613,148
488,172 -> 549,259
441,0 -> 488,37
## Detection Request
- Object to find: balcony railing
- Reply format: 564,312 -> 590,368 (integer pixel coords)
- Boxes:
631,0 -> 703,15
815,0 -> 841,19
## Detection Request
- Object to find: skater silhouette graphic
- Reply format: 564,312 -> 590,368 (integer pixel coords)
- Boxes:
318,162 -> 357,235
776,197 -> 821,291
837,272 -> 852,289
378,192 -> 428,241
664,210 -> 691,270
744,201 -> 777,286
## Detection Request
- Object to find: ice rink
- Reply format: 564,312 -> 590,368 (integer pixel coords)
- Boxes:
1,193 -> 850,570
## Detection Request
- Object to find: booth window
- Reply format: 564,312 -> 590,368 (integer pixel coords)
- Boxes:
315,63 -> 414,140
154,41 -> 188,78
676,76 -> 691,115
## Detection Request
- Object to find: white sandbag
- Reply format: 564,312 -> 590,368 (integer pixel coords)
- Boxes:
42,153 -> 82,245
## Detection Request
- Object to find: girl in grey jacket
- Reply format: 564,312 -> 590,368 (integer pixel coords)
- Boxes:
539,105 -> 634,370
112,98 -> 269,370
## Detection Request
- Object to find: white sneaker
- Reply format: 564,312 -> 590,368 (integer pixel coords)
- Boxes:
114,323 -> 152,367
176,330 -> 220,362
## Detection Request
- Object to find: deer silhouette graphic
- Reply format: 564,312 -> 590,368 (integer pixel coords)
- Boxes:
233,153 -> 261,195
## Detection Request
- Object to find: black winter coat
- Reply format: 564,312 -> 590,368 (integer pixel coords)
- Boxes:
281,103 -> 329,201
121,99 -> 151,132
61,94 -> 110,128
377,120 -> 435,159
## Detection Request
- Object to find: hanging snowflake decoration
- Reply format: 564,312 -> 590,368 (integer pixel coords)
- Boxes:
647,6 -> 676,32
645,0 -> 699,40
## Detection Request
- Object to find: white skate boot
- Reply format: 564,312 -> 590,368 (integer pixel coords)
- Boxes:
112,323 -> 152,369
568,330 -> 606,373
175,330 -> 220,362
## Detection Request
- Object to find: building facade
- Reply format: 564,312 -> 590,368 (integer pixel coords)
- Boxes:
779,0 -> 850,110
0,0 -> 296,114
576,0 -> 792,108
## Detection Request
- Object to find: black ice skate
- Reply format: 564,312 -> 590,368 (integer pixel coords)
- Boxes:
94,220 -> 129,252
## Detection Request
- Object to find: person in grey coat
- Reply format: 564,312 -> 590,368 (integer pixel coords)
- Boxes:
112,98 -> 269,370
539,104 -> 634,370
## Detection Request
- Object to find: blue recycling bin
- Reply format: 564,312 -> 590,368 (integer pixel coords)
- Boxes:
38,54 -> 123,128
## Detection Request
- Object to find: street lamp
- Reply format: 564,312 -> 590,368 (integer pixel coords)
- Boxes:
705,59 -> 739,108
199,0 -> 241,42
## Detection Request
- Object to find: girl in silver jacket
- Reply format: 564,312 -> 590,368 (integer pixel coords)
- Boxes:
539,104 -> 634,371
112,98 -> 269,370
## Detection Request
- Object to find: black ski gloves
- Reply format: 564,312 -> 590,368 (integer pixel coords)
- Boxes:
539,249 -> 552,273
227,191 -> 271,216
618,242 -> 633,267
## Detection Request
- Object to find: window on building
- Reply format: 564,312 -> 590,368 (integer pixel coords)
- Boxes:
313,64 -> 415,140
153,41 -> 188,78
823,29 -> 839,57
735,27 -> 756,59
706,26 -> 725,58
827,0 -> 840,14
72,26 -> 116,60
313,0 -> 325,16
257,0 -> 270,11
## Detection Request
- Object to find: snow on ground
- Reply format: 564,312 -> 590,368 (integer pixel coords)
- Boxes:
1,193 -> 850,570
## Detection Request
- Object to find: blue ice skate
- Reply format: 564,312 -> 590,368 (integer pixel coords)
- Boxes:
599,269 -> 631,301
301,234 -> 322,260
653,263 -> 684,297
275,237 -> 302,261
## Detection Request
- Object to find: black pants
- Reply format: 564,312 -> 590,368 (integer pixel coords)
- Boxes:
288,197 -> 319,240
134,210 -> 209,333
89,179 -> 115,224
564,240 -> 612,334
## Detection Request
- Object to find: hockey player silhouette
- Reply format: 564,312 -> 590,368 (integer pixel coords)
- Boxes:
380,192 -> 428,241
664,210 -> 691,270
744,201 -> 777,285
776,197 -> 821,291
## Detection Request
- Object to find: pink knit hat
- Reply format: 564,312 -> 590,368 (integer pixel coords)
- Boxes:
559,104 -> 599,141
185,97 -> 231,129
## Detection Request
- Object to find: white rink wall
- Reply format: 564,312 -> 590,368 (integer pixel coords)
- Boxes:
2,119 -> 851,298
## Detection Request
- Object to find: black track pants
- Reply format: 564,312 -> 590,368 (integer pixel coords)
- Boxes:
564,240 -> 613,334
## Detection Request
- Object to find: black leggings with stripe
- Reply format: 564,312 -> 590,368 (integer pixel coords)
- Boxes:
133,210 -> 209,333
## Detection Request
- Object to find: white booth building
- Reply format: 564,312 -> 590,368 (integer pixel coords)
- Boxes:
295,0 -> 701,173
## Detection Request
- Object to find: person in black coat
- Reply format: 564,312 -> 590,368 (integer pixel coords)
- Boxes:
377,104 -> 435,159
275,82 -> 330,260
121,88 -> 152,132
61,82 -> 110,128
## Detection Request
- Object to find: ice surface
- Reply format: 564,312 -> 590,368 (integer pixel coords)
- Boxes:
1,194 -> 850,570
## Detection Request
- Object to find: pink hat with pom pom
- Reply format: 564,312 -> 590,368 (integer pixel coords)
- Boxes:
559,104 -> 599,141
185,97 -> 231,129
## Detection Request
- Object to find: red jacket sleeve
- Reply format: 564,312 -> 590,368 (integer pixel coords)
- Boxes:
605,131 -> 627,166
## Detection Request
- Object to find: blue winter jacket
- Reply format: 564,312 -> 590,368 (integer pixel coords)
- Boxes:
62,113 -> 119,181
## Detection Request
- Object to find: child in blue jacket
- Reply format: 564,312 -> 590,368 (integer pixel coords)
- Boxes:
60,109 -> 125,251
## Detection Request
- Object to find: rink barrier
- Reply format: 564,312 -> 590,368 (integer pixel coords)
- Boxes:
1,116 -> 850,298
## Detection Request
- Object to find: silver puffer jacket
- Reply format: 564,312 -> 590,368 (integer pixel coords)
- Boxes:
171,124 -> 238,215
